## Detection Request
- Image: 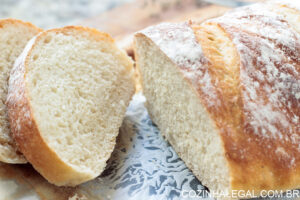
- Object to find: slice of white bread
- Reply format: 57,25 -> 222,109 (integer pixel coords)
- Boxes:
135,1 -> 300,199
0,19 -> 41,163
7,26 -> 135,186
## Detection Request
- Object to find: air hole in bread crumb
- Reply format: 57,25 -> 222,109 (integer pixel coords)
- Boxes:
5,55 -> 10,62
51,87 -> 57,93
54,112 -> 61,118
58,121 -> 66,128
91,108 -> 96,114
44,36 -> 52,44
66,136 -> 72,145
32,78 -> 37,87
78,90 -> 84,97
57,139 -> 62,145
33,54 -> 39,61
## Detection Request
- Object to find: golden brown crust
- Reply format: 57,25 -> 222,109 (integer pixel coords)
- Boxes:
208,4 -> 300,192
194,19 -> 300,193
6,26 -> 133,186
38,25 -> 115,43
0,18 -> 42,32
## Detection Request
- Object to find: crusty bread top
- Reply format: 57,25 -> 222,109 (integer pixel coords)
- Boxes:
0,19 -> 41,163
137,1 -> 300,192
208,2 -> 300,191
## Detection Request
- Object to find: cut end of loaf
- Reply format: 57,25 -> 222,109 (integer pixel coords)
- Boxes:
7,26 -> 135,186
134,32 -> 231,194
0,19 -> 41,163
135,1 -> 300,198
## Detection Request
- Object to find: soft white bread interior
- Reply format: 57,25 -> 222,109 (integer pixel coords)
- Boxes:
0,19 -> 41,164
7,26 -> 135,186
135,0 -> 300,199
135,31 -> 230,193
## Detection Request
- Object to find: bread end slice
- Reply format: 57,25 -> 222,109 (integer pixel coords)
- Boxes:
7,26 -> 135,186
0,19 -> 41,163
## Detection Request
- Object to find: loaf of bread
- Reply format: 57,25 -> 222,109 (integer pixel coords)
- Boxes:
7,26 -> 135,186
0,19 -> 41,164
134,0 -> 300,198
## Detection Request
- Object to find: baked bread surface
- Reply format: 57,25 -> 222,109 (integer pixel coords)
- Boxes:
7,26 -> 135,186
135,0 -> 300,198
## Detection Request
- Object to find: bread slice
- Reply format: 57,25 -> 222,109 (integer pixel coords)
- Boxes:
0,19 -> 41,164
135,1 -> 300,199
7,26 -> 135,186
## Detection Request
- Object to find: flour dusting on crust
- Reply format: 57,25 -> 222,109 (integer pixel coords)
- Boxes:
7,36 -> 37,137
140,22 -> 207,69
139,22 -> 219,106
212,3 -> 300,154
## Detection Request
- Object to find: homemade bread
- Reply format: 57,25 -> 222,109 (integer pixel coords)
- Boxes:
7,26 -> 135,186
134,0 -> 300,199
0,19 -> 41,164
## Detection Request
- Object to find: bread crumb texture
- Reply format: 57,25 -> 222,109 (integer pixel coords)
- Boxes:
7,26 -> 135,186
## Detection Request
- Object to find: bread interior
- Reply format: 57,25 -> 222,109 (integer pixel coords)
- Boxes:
26,30 -> 134,173
135,35 -> 230,194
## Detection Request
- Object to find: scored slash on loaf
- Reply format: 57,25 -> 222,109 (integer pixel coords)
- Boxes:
134,0 -> 300,198
6,26 -> 135,186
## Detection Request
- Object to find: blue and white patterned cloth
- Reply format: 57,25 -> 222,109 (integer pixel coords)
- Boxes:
78,93 -> 295,200
79,93 -> 208,200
